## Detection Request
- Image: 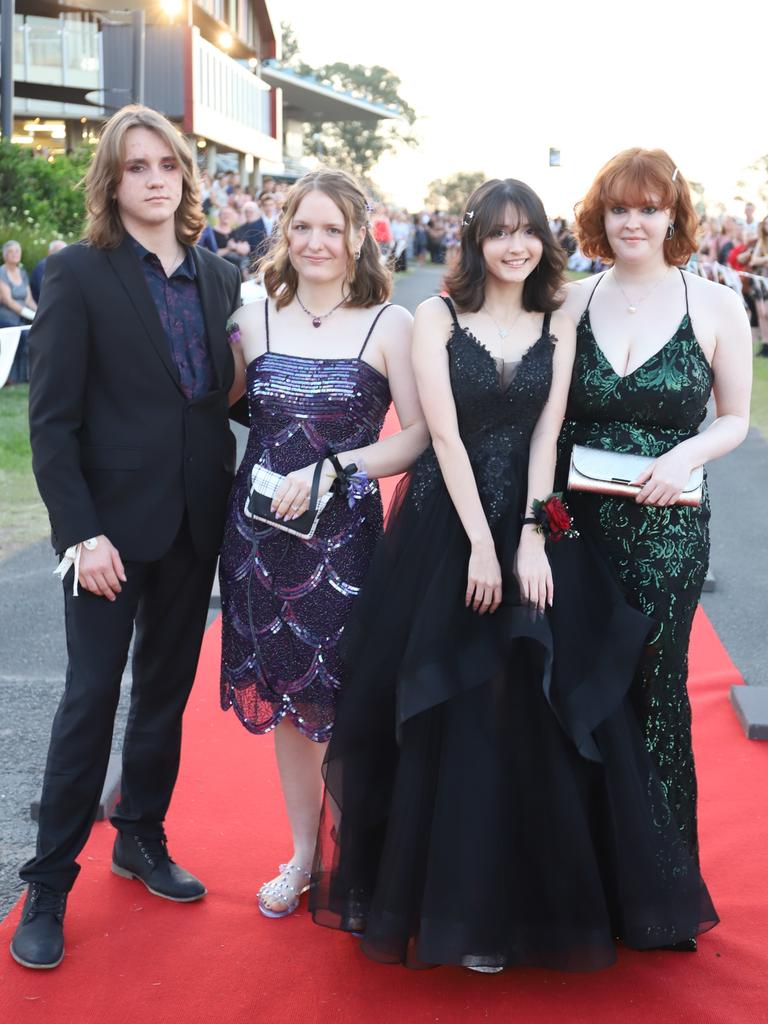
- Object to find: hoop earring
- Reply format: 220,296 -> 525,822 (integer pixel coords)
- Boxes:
666,223 -> 675,240
354,249 -> 362,260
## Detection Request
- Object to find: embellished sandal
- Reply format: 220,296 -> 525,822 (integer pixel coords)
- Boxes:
257,863 -> 311,919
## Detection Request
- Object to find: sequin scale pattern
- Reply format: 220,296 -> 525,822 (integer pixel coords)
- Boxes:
219,350 -> 391,742
557,291 -> 714,864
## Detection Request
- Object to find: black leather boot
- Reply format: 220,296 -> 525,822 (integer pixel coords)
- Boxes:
10,883 -> 67,969
111,833 -> 206,902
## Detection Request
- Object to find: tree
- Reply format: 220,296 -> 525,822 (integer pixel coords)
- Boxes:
0,142 -> 89,266
424,171 -> 486,214
279,24 -> 417,181
280,22 -> 300,64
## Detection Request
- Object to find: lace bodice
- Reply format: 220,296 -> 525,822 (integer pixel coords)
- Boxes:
410,301 -> 556,523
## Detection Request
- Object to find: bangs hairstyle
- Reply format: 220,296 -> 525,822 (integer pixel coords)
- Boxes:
574,148 -> 698,265
84,104 -> 205,249
444,179 -> 564,314
260,168 -> 391,310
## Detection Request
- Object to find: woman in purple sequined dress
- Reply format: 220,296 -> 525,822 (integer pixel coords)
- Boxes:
220,170 -> 426,917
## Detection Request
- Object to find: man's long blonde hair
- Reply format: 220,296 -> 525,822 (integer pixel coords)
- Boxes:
84,105 -> 205,249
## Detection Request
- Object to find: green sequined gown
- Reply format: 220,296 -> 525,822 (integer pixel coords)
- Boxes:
558,270 -> 713,864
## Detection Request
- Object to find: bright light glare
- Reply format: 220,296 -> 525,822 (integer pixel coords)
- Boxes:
218,31 -> 233,50
160,0 -> 184,18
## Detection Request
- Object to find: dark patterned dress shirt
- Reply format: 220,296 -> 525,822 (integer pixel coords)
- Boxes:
131,237 -> 213,400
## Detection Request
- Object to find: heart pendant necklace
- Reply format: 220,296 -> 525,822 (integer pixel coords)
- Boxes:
296,291 -> 349,327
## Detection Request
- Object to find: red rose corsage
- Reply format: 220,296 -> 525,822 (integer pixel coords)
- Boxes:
523,493 -> 579,542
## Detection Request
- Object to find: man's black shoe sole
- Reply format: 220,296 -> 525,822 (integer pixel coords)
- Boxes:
111,862 -> 207,902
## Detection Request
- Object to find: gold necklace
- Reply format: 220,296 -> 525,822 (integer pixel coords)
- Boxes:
611,267 -> 670,314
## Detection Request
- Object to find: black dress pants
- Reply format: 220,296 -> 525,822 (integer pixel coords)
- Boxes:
20,518 -> 217,892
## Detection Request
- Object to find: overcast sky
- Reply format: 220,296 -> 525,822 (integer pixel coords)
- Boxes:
276,0 -> 767,214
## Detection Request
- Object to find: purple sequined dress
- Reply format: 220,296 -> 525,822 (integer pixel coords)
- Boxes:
219,303 -> 391,742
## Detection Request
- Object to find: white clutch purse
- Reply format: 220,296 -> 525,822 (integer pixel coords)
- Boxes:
244,462 -> 333,539
567,444 -> 704,507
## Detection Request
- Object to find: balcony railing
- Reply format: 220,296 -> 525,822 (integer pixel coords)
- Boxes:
11,13 -> 102,118
191,30 -> 277,159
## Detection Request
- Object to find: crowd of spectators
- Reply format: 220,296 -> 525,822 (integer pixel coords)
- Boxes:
196,176 -> 469,280
197,171 -> 283,276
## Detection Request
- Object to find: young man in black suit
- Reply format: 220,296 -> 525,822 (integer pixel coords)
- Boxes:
11,105 -> 241,969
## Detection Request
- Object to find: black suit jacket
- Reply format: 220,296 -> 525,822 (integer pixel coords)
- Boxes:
28,237 -> 242,561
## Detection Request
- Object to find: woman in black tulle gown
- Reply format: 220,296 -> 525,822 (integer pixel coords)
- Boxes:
310,179 -> 717,972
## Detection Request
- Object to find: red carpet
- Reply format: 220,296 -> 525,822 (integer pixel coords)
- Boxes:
2,611 -> 766,1023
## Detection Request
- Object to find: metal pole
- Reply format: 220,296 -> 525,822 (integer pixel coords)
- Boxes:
131,8 -> 145,105
1,0 -> 15,139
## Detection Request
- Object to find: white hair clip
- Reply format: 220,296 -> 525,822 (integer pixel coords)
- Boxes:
672,167 -> 680,183
463,210 -> 475,226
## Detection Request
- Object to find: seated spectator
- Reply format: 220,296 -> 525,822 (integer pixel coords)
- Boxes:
231,201 -> 270,273
197,222 -> 219,254
213,206 -> 239,252
697,217 -> 720,270
257,191 -> 278,238
743,201 -> 758,242
0,240 -> 36,327
716,217 -> 738,265
30,239 -> 66,303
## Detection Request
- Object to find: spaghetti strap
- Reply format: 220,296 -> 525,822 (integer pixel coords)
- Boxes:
264,299 -> 270,351
543,311 -> 552,337
679,268 -> 690,315
358,303 -> 393,358
584,272 -> 606,312
441,294 -> 460,327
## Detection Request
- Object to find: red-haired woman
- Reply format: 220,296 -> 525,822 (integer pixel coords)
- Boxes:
220,169 -> 427,918
559,149 -> 752,948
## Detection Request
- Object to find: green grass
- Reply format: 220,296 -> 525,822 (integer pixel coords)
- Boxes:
0,385 -> 48,559
751,350 -> 768,440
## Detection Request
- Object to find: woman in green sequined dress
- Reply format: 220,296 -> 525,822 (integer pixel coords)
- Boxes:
559,150 -> 752,946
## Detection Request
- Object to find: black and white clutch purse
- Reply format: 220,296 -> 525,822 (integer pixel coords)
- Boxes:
244,460 -> 332,539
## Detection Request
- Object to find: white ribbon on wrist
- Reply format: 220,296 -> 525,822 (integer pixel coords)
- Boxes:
53,537 -> 98,596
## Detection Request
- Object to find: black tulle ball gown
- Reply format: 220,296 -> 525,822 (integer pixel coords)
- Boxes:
310,297 -> 718,972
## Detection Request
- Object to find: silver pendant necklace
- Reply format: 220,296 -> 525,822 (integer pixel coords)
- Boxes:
296,291 -> 348,328
482,304 -> 524,340
611,267 -> 670,314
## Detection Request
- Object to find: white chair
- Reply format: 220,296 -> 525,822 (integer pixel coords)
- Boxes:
0,326 -> 23,388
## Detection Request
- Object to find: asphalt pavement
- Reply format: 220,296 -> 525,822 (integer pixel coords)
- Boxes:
1,261 -> 765,921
